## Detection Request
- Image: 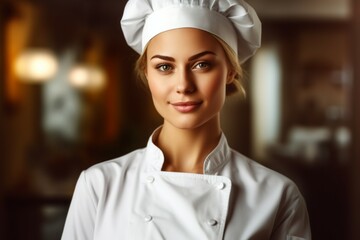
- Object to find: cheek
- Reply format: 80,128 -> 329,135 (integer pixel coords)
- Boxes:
201,72 -> 228,98
148,81 -> 161,100
146,71 -> 158,94
147,74 -> 169,102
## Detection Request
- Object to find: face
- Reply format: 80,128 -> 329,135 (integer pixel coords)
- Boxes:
145,28 -> 233,130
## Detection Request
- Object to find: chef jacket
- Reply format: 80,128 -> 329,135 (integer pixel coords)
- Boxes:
62,128 -> 311,240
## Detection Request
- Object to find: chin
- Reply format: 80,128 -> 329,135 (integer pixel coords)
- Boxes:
160,109 -> 220,131
166,117 -> 215,131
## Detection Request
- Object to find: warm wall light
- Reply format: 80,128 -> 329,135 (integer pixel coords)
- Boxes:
251,44 -> 282,160
69,64 -> 106,91
15,48 -> 58,82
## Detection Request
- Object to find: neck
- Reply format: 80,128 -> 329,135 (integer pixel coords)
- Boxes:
156,118 -> 222,174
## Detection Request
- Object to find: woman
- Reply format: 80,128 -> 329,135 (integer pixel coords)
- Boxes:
62,0 -> 311,239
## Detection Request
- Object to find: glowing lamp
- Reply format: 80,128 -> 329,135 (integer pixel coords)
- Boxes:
69,64 -> 106,91
15,49 -> 58,82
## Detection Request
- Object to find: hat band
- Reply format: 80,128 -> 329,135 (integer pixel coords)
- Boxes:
142,6 -> 238,54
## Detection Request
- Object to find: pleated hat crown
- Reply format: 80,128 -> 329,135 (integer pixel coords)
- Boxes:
121,0 -> 261,63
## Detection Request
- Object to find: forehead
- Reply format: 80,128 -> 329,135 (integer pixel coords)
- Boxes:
146,28 -> 224,57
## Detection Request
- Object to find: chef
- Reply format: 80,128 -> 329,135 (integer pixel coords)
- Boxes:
61,0 -> 311,239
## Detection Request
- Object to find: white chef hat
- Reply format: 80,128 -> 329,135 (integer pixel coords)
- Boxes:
121,0 -> 261,63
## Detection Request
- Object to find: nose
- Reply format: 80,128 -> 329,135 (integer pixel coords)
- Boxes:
176,69 -> 196,94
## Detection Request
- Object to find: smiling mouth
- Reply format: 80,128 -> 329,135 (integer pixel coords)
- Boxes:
170,101 -> 202,113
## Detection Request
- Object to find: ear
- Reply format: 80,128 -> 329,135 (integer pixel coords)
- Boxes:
226,70 -> 236,84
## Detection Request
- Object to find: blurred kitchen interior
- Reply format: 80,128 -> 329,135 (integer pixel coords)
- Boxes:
1,0 -> 360,239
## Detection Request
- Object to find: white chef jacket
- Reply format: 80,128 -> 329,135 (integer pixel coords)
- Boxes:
62,128 -> 311,240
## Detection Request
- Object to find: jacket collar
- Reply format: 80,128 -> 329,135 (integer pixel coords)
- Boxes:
144,127 -> 231,175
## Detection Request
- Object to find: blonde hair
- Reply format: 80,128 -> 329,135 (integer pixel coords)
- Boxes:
135,34 -> 244,96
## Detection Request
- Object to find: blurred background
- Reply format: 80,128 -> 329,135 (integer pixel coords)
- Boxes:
0,0 -> 359,239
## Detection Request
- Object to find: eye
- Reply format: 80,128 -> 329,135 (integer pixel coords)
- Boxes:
156,64 -> 173,72
193,62 -> 210,70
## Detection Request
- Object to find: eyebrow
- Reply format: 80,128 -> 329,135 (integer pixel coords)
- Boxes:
188,51 -> 216,61
150,51 -> 216,62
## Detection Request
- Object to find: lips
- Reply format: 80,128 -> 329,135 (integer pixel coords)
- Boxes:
170,101 -> 202,113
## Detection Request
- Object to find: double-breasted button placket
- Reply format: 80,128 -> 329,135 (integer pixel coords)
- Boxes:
140,172 -> 232,239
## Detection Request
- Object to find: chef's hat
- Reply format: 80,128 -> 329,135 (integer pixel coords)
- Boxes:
120,0 -> 261,63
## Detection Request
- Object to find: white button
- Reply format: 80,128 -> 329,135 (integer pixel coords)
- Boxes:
146,176 -> 155,183
144,215 -> 153,222
216,182 -> 226,190
207,219 -> 218,226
